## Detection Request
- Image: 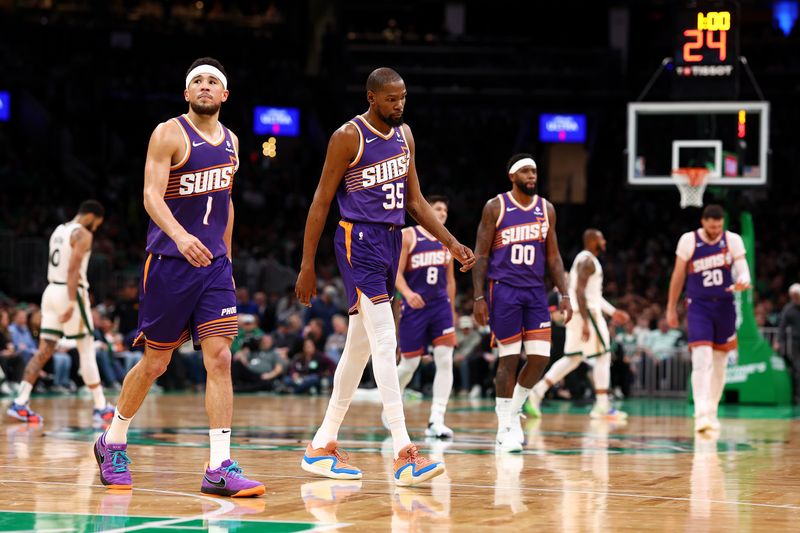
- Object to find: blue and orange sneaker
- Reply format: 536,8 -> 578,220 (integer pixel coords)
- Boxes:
392,444 -> 445,487
301,441 -> 362,480
94,432 -> 132,490
6,402 -> 43,424
93,404 -> 115,426
201,460 -> 265,497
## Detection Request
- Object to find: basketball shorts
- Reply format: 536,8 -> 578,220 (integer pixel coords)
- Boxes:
334,220 -> 402,315
40,283 -> 94,341
563,308 -> 610,360
133,254 -> 237,351
398,297 -> 456,357
488,279 -> 551,355
686,297 -> 737,351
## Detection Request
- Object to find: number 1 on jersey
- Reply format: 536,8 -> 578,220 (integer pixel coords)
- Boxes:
203,196 -> 213,225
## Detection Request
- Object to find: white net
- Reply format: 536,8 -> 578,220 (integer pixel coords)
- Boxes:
672,168 -> 710,209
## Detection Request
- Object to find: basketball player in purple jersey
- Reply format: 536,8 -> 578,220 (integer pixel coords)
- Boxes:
472,154 -> 572,452
94,58 -> 264,497
395,196 -> 457,439
667,204 -> 750,433
295,68 -> 475,486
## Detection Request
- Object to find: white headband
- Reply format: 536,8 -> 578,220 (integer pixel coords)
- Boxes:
508,157 -> 537,175
185,65 -> 228,90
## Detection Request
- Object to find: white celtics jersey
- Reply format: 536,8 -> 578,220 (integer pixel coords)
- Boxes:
47,222 -> 90,288
568,250 -> 603,311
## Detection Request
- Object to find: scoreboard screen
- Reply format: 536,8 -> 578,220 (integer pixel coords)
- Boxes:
674,2 -> 739,79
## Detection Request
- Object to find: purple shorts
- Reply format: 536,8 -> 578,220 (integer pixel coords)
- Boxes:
488,280 -> 551,346
398,297 -> 456,357
334,220 -> 402,314
133,254 -> 237,351
686,297 -> 737,351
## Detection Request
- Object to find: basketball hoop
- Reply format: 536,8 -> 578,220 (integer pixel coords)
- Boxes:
672,167 -> 710,209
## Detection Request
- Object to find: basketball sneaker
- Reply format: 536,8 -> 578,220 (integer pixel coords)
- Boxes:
509,412 -> 525,444
7,402 -> 43,424
495,427 -> 523,453
425,421 -> 454,440
201,460 -> 265,497
301,441 -> 362,480
694,415 -> 713,433
590,405 -> 628,422
93,432 -> 132,490
93,404 -> 115,425
392,444 -> 445,486
524,392 -> 542,418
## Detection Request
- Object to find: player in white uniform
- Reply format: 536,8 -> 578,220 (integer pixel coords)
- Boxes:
527,229 -> 629,420
7,200 -> 114,424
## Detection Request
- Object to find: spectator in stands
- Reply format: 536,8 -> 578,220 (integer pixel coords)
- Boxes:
112,280 -> 140,343
324,314 -> 347,364
644,318 -> 683,362
231,314 -> 264,354
232,334 -> 285,392
282,338 -> 331,394
778,283 -> 800,403
236,287 -> 259,316
303,318 -> 326,350
0,309 -> 23,390
252,290 -> 275,331
276,286 -> 305,324
50,338 -> 74,393
610,320 -> 636,398
453,315 -> 483,396
9,309 -> 36,363
304,285 -> 341,336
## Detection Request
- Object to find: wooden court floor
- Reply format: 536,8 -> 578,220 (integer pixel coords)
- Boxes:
2,392 -> 800,532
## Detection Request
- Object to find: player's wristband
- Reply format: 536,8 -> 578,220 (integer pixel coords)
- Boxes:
474,296 -> 485,302
561,295 -> 570,299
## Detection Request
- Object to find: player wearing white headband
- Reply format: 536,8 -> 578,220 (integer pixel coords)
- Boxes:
95,57 -> 265,497
472,152 -> 572,452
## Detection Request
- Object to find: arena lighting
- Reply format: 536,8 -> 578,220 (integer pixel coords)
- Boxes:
539,113 -> 586,143
773,0 -> 799,36
253,106 -> 300,137
0,91 -> 9,122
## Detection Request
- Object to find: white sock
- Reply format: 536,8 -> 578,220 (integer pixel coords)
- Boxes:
710,350 -> 729,416
396,356 -> 420,392
209,428 -> 231,469
359,297 -> 411,458
495,397 -> 512,430
89,384 -> 107,410
312,314 -> 371,449
509,383 -> 531,417
593,353 -> 611,409
533,356 -> 581,398
691,345 -> 713,418
430,345 -> 454,424
106,408 -> 133,444
15,381 -> 33,405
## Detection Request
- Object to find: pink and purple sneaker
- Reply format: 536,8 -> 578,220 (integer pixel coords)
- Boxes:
93,432 -> 132,490
201,459 -> 265,498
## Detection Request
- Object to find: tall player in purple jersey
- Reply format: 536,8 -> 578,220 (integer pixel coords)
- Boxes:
667,204 -> 750,433
295,68 -> 475,486
94,58 -> 264,497
395,195 -> 458,439
472,154 -> 572,453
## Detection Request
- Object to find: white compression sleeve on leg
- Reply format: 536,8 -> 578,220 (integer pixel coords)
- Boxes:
592,352 -> 611,409
359,296 -> 411,457
312,314 -> 372,449
533,356 -> 581,398
431,345 -> 454,423
710,350 -> 729,415
396,356 -> 420,392
691,345 -> 713,418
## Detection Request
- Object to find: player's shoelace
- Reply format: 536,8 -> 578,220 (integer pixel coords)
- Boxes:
329,447 -> 350,464
222,461 -> 244,479
111,450 -> 131,473
405,445 -> 427,466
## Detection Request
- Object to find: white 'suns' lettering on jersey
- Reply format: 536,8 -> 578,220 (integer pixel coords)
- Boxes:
361,154 -> 409,187
692,252 -> 730,272
179,166 -> 235,195
500,222 -> 549,246
221,306 -> 237,316
410,250 -> 450,269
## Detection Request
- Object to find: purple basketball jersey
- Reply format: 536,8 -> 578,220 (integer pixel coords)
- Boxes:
686,230 -> 734,300
488,193 -> 550,289
403,226 -> 450,302
146,115 -> 238,259
337,115 -> 409,225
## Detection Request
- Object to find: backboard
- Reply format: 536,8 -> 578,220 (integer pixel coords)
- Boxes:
627,101 -> 769,186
